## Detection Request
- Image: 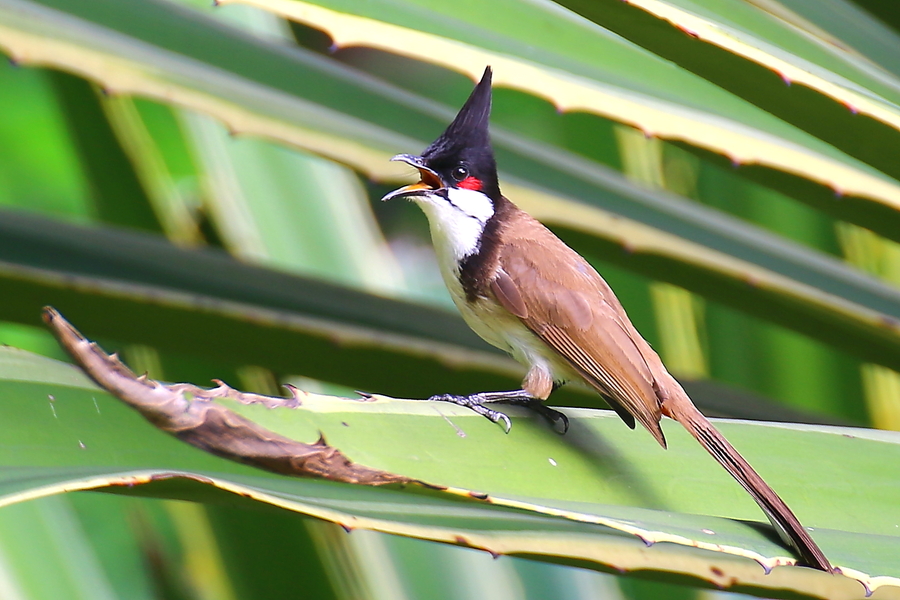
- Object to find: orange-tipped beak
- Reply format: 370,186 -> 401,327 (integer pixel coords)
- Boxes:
381,154 -> 443,201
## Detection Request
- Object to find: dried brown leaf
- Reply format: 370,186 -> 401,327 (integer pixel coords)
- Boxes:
41,306 -> 410,485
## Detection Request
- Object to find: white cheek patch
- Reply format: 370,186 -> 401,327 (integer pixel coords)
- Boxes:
414,188 -> 495,265
444,187 -> 495,223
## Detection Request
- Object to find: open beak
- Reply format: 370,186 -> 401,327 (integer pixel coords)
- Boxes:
381,154 -> 443,201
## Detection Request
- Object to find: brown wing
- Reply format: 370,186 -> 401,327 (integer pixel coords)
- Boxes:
491,217 -> 666,447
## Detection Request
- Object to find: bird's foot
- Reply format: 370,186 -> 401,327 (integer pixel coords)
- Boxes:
427,393 -> 513,432
426,390 -> 568,434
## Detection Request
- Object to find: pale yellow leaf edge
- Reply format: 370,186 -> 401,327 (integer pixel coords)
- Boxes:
0,2 -> 895,343
224,0 -> 900,212
627,0 -> 900,128
0,8 -> 407,180
0,469 -> 891,598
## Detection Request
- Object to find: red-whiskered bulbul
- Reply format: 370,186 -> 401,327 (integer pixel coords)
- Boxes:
382,66 -> 831,572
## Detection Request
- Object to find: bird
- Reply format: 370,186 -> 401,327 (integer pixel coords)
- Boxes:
381,66 -> 831,572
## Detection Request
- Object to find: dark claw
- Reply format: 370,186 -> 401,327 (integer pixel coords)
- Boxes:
495,413 -> 512,433
530,402 -> 569,434
553,410 -> 570,434
472,404 -> 513,432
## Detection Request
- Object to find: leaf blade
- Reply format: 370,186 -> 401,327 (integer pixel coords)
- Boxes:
1,341 -> 898,597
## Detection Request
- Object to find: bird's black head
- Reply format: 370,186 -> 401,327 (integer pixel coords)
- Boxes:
385,67 -> 501,202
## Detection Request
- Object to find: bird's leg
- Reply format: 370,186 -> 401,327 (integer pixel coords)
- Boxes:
426,389 -> 568,433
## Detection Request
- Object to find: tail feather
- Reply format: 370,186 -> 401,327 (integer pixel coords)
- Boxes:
667,398 -> 831,572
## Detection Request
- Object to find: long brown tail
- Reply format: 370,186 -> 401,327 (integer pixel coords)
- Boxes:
665,397 -> 832,572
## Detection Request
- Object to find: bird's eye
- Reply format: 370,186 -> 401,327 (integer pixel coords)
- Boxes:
451,165 -> 469,181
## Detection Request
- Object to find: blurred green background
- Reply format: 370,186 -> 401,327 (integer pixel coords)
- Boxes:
1,0 -> 899,597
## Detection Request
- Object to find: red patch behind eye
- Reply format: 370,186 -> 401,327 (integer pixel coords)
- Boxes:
458,176 -> 482,191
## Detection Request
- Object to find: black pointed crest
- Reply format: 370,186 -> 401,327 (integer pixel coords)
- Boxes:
432,67 -> 492,153
421,67 -> 500,200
